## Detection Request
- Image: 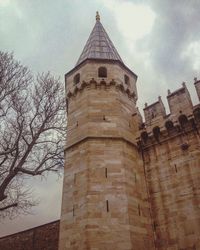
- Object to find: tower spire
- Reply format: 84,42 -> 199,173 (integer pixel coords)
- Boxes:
96,11 -> 100,21
76,12 -> 123,66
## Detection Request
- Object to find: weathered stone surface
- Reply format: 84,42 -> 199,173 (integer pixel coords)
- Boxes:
141,125 -> 200,250
138,81 -> 200,249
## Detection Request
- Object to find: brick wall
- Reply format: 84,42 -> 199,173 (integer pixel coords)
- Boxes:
0,220 -> 59,250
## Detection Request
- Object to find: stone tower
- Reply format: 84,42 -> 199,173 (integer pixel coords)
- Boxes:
59,13 -> 155,250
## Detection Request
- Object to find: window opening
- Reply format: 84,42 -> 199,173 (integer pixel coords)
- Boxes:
124,74 -> 130,85
138,204 -> 141,216
73,73 -> 80,84
98,67 -> 107,78
106,200 -> 109,212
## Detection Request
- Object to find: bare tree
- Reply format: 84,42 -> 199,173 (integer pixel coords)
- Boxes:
0,51 -> 66,219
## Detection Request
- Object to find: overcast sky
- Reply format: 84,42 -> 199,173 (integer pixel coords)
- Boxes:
0,0 -> 200,237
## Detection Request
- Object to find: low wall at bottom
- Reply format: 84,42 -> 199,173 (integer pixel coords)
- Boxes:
0,220 -> 60,250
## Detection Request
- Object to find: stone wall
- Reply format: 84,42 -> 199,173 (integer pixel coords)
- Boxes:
139,117 -> 200,249
132,77 -> 200,250
137,79 -> 200,250
0,220 -> 59,250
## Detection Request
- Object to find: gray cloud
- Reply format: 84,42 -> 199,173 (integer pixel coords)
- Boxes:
135,0 -> 200,108
147,0 -> 200,77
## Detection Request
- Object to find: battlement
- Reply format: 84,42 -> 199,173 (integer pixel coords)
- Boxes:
143,96 -> 166,127
66,78 -> 136,102
138,79 -> 200,147
65,60 -> 138,102
167,81 -> 193,117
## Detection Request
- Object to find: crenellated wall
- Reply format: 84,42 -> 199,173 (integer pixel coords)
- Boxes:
138,79 -> 200,250
65,59 -> 138,101
143,96 -> 166,128
139,80 -> 200,138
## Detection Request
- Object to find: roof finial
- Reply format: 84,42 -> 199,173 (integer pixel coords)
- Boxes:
96,11 -> 100,21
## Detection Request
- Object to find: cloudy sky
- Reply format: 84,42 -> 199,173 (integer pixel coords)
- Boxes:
0,0 -> 200,237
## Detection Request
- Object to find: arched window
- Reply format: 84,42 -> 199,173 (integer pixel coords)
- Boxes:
178,114 -> 188,128
165,120 -> 174,131
98,67 -> 107,78
124,75 -> 130,85
141,131 -> 148,144
73,73 -> 80,84
194,108 -> 200,122
153,126 -> 160,141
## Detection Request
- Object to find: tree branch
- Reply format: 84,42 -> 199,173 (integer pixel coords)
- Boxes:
0,202 -> 18,211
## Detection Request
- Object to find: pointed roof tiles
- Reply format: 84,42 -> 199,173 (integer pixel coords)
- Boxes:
76,12 -> 123,66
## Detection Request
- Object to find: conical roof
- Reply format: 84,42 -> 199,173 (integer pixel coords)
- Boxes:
76,12 -> 123,66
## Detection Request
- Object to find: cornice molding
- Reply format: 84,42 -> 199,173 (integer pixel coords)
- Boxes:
66,79 -> 136,101
65,136 -> 137,151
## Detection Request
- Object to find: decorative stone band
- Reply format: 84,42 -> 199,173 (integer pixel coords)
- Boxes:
65,135 -> 138,151
66,78 -> 136,101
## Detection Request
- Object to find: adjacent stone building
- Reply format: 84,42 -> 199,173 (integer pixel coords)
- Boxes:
1,12 -> 200,250
140,82 -> 200,249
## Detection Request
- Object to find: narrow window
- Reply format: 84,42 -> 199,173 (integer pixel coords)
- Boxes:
98,67 -> 107,78
73,206 -> 75,216
105,168 -> 107,178
138,204 -> 141,216
106,200 -> 109,212
73,73 -> 80,84
174,164 -> 177,173
124,74 -> 130,85
74,173 -> 76,184
153,222 -> 157,231
135,173 -> 137,183
66,98 -> 68,114
165,120 -> 174,131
